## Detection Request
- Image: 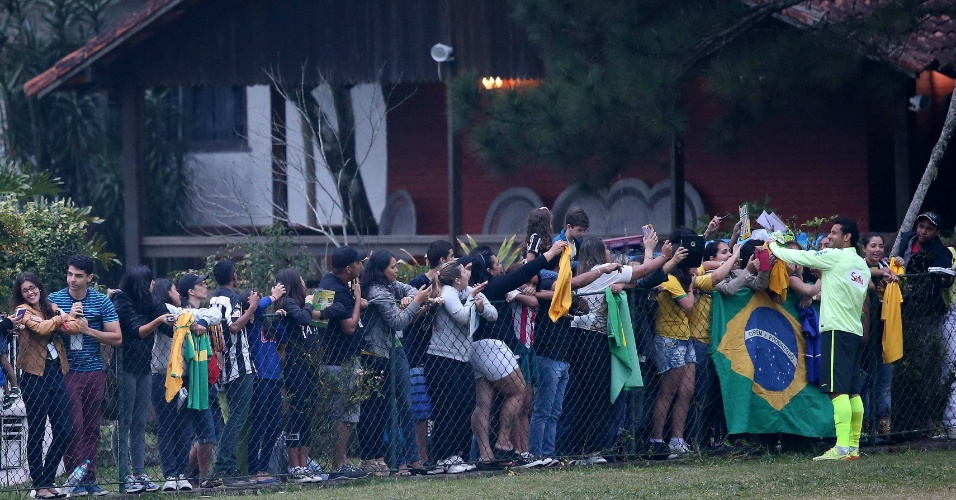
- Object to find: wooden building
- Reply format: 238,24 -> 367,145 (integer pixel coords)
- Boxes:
24,0 -> 956,266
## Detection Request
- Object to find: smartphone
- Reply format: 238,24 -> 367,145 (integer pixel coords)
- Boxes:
642,224 -> 654,240
15,309 -> 26,320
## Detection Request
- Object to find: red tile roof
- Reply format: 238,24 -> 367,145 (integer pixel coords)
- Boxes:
749,0 -> 956,77
23,0 -> 187,97
25,0 -> 956,98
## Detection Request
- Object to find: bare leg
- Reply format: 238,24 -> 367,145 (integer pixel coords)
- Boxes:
512,385 -> 533,454
415,420 -> 429,464
197,443 -> 213,478
670,364 -> 696,439
333,422 -> 351,469
491,370 -> 526,453
651,369 -> 680,440
471,378 -> 496,461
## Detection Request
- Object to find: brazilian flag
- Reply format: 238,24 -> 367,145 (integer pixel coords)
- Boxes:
711,290 -> 834,437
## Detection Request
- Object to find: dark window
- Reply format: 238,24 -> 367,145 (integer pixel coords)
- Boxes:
180,86 -> 247,151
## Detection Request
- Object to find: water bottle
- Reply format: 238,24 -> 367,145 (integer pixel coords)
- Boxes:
63,460 -> 90,488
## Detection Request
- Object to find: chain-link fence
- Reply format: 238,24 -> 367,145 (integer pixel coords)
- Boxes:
0,271 -> 954,494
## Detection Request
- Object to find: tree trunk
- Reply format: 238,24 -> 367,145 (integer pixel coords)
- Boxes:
305,85 -> 379,236
890,85 -> 956,257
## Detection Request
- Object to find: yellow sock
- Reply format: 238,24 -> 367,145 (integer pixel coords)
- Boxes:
832,394 -> 851,449
849,395 -> 864,448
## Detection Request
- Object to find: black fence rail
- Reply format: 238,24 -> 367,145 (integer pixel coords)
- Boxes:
0,272 -> 953,494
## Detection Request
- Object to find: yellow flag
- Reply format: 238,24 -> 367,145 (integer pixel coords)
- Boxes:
548,246 -> 573,322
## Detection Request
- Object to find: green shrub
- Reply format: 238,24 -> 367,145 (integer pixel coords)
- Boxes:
0,196 -> 115,310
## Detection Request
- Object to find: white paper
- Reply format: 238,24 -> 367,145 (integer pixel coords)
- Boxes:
757,211 -> 787,232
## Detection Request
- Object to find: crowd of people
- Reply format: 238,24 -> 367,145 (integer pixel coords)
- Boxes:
3,207 -> 956,496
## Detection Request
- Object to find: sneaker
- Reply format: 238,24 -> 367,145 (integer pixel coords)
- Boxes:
176,475 -> 193,491
329,462 -> 368,480
304,462 -> 328,482
492,448 -> 521,462
933,426 -> 956,440
446,462 -> 476,474
645,440 -> 678,460
83,484 -> 108,497
137,474 -> 159,493
423,461 -> 446,475
290,466 -> 311,483
669,441 -> 693,454
66,486 -> 87,498
812,446 -> 851,461
123,475 -> 143,494
161,477 -> 178,492
9,387 -> 20,399
586,455 -> 608,465
848,447 -> 860,460
515,452 -> 548,469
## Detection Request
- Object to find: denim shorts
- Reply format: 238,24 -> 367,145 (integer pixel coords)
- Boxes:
652,335 -> 696,374
190,408 -> 218,445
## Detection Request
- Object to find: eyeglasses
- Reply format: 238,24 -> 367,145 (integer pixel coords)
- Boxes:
21,285 -> 38,295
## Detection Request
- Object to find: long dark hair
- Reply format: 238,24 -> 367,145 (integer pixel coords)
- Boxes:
525,208 -> 553,247
276,268 -> 307,307
468,246 -> 495,286
152,278 -> 175,305
13,272 -> 56,319
120,265 -> 154,312
361,251 -> 396,294
577,236 -> 608,273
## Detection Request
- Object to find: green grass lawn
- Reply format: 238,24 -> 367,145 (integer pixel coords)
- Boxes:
141,449 -> 956,499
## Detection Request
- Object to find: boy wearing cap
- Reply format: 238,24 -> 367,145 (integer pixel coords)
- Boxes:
317,246 -> 369,479
49,255 -> 122,496
896,211 -> 953,274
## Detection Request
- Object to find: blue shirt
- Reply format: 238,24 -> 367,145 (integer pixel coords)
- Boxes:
554,229 -> 581,270
248,297 -> 288,380
49,288 -> 119,372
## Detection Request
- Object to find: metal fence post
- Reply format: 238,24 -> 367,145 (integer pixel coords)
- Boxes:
116,347 -> 127,493
388,344 -> 398,470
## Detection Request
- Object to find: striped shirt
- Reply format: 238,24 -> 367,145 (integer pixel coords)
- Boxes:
211,288 -> 253,384
49,288 -> 118,372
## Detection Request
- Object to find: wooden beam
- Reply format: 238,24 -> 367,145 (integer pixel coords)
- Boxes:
120,86 -> 146,267
446,79 -> 462,244
893,84 -> 912,227
271,84 -> 289,223
671,133 -> 686,230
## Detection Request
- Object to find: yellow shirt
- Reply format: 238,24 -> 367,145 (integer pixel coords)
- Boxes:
656,275 -> 690,340
689,274 -> 715,343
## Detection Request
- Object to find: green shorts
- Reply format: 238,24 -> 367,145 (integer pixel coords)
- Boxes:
820,330 -> 863,394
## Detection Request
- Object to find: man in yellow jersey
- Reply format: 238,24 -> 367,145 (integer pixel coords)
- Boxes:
769,218 -> 869,460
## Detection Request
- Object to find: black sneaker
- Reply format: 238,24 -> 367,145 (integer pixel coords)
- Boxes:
644,441 -> 678,460
328,462 -> 368,480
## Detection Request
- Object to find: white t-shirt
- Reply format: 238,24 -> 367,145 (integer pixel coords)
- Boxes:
571,265 -> 633,331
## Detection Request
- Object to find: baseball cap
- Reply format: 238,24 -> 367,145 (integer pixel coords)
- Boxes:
177,273 -> 208,299
916,211 -> 942,229
331,246 -> 369,270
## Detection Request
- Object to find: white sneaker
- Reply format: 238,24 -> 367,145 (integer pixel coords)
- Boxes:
669,441 -> 693,454
161,477 -> 178,492
291,466 -> 312,483
586,455 -> 607,465
437,455 -> 465,466
446,463 -> 475,474
124,475 -> 143,494
138,474 -> 160,493
176,475 -> 193,491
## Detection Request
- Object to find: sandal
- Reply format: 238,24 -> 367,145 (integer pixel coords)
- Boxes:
395,464 -> 412,477
199,478 -> 222,489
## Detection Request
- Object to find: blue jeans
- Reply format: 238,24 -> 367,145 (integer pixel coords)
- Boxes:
530,356 -> 569,456
152,373 -> 192,478
247,379 -> 282,474
22,360 -> 72,488
865,362 -> 893,418
214,373 -> 253,475
394,348 -> 420,466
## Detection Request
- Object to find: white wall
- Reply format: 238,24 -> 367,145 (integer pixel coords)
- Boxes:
189,84 -> 388,231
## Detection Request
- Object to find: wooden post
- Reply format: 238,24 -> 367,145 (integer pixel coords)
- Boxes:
271,84 -> 289,223
446,75 -> 462,244
120,86 -> 145,268
893,85 -> 912,227
671,133 -> 686,230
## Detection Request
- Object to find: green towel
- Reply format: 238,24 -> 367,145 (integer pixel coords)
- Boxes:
606,288 -> 643,403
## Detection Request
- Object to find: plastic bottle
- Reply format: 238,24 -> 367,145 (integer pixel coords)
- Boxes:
63,460 -> 90,488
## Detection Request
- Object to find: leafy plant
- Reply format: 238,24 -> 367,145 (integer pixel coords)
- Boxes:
197,224 -> 319,293
0,158 -> 62,199
0,195 -> 116,309
457,233 -> 523,271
